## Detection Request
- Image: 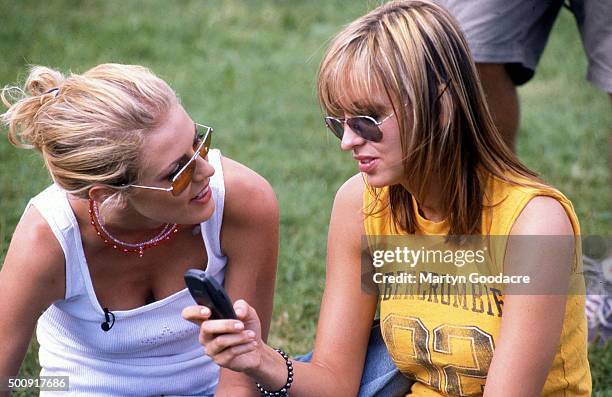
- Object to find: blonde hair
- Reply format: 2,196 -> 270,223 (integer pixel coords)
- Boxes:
1,63 -> 176,200
317,0 -> 540,235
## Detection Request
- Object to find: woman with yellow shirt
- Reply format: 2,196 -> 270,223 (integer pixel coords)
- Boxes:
183,1 -> 591,395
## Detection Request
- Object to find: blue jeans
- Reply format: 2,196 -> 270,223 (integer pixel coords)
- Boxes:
295,320 -> 413,397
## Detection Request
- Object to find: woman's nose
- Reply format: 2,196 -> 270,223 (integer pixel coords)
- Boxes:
340,124 -> 366,151
192,156 -> 215,182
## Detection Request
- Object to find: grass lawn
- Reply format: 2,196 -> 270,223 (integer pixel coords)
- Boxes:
0,1 -> 610,395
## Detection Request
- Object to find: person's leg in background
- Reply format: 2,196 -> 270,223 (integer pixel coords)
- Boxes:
434,0 -> 564,152
570,0 -> 612,197
475,63 -> 520,149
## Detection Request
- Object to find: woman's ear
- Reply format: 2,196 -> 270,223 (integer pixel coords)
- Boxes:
88,185 -> 119,204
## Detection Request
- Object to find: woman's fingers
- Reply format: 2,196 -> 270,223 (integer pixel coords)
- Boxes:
233,299 -> 261,333
182,300 -> 263,371
212,340 -> 259,367
200,318 -> 245,335
233,299 -> 251,320
181,305 -> 212,326
204,329 -> 257,356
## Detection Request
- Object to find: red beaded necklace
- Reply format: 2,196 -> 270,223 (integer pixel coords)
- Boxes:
88,199 -> 180,258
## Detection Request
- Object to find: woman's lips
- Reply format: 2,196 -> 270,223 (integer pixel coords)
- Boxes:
356,157 -> 379,173
190,185 -> 211,204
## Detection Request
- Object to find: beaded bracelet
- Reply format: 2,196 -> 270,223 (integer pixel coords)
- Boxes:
255,348 -> 294,396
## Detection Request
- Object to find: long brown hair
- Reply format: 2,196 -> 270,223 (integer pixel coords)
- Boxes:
317,0 -> 540,235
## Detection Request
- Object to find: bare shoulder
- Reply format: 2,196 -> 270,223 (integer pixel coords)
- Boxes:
510,195 -> 574,236
217,156 -> 278,284
1,205 -> 66,309
219,155 -> 278,225
331,173 -> 366,229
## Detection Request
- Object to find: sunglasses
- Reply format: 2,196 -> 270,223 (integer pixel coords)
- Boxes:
130,123 -> 213,196
324,112 -> 395,142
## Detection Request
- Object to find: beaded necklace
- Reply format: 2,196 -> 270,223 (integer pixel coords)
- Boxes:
88,199 -> 180,258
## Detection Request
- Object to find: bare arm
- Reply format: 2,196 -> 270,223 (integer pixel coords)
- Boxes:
214,157 -> 279,397
0,206 -> 65,396
483,196 -> 575,397
293,174 -> 379,396
184,174 -> 379,397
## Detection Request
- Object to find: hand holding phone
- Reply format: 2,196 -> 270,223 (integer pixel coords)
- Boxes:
184,269 -> 237,320
181,283 -> 266,374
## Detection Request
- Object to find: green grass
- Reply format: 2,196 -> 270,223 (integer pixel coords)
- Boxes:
0,1 -> 609,395
590,339 -> 612,397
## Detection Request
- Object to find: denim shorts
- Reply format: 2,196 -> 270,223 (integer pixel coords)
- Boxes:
295,320 -> 413,397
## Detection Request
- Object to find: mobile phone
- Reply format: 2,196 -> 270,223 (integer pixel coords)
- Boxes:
184,269 -> 237,320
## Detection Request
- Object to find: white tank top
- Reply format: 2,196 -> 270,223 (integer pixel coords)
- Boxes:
30,149 -> 227,396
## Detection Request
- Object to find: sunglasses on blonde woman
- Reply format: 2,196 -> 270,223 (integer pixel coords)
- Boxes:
130,123 -> 213,196
324,112 -> 395,142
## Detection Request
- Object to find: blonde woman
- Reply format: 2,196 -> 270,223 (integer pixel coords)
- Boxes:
184,1 -> 591,396
0,64 -> 278,396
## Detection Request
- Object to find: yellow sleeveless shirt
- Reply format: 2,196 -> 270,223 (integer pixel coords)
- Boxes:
363,174 -> 591,396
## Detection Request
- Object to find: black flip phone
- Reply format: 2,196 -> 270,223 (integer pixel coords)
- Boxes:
184,269 -> 237,320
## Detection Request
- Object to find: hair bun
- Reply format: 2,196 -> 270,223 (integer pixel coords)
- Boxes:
25,66 -> 65,96
1,66 -> 66,150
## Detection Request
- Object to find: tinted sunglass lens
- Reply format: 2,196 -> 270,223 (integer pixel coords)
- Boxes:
172,129 -> 211,196
171,163 -> 195,196
325,118 -> 344,140
201,130 -> 212,158
347,117 -> 382,142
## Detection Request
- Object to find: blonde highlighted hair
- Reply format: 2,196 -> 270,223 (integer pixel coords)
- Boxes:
318,0 -> 540,235
1,63 -> 176,200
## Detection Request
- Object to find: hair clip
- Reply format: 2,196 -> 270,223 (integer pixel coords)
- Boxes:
45,87 -> 60,97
